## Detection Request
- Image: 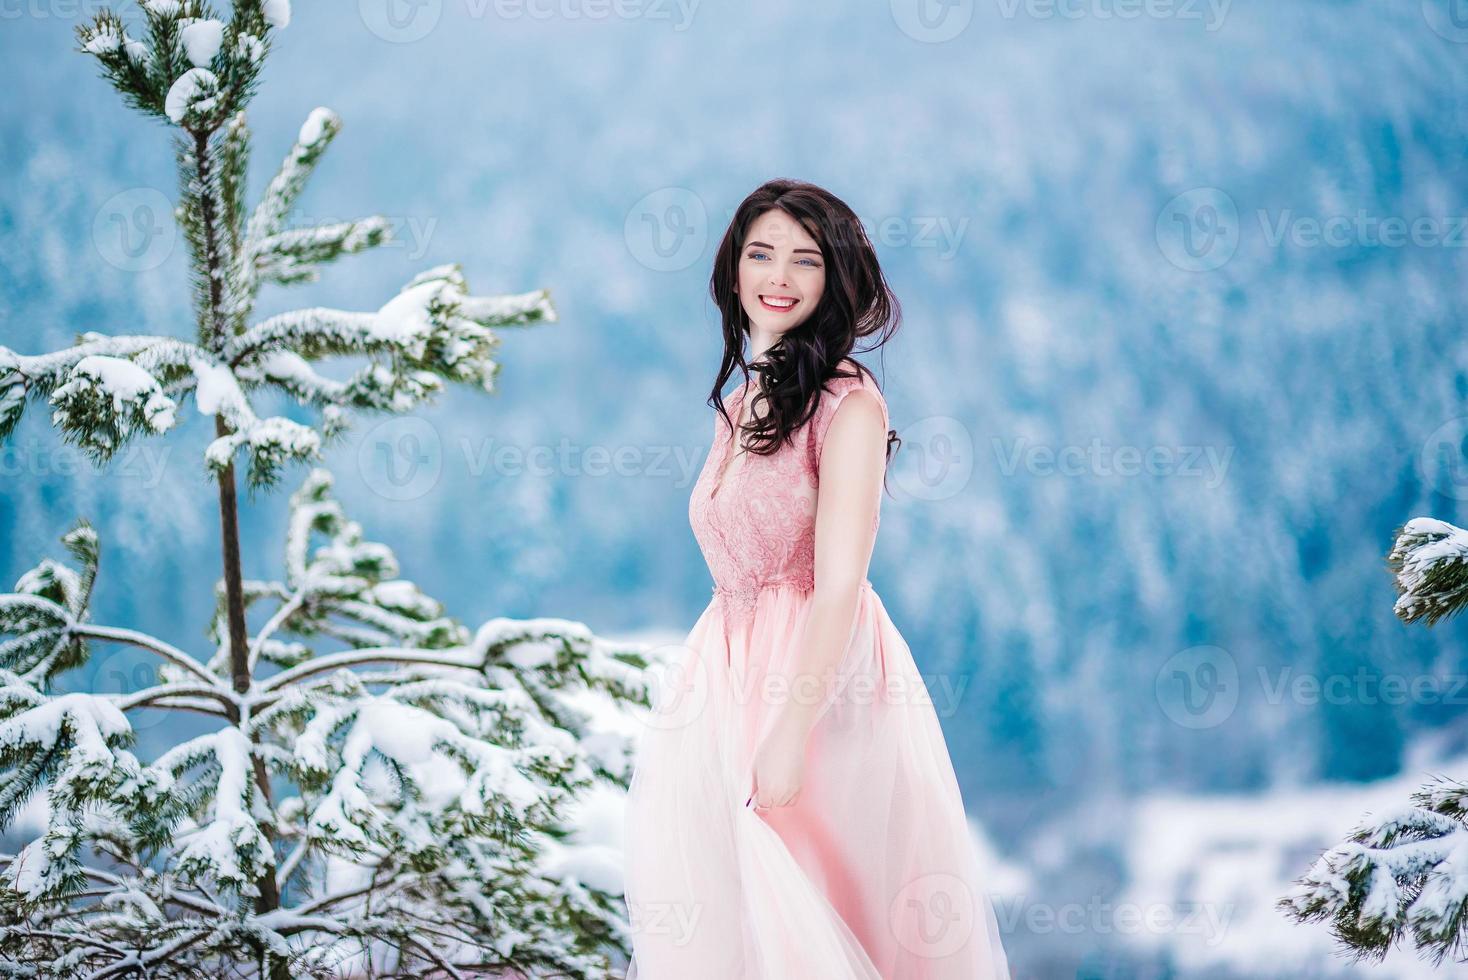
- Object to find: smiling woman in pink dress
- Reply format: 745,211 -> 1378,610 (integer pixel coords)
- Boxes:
622,178 -> 1010,979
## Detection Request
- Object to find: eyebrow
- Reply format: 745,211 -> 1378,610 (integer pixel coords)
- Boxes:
745,241 -> 823,255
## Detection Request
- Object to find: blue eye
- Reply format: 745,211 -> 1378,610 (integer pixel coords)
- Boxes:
746,251 -> 820,266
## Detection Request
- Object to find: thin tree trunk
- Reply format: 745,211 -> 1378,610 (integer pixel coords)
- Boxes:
214,418 -> 285,906
197,128 -> 290,978
215,420 -> 252,698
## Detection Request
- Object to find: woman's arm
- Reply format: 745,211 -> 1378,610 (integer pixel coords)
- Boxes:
785,386 -> 887,727
749,387 -> 887,810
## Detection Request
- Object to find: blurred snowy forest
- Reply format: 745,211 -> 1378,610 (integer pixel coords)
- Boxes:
3,2 -> 1467,976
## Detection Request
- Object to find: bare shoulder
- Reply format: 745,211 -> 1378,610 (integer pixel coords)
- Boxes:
818,362 -> 887,444
829,360 -> 886,413
827,383 -> 886,430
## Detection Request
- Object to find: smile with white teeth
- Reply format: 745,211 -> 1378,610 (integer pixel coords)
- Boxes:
759,295 -> 799,312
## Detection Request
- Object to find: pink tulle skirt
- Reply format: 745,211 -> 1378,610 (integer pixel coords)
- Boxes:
622,581 -> 1011,979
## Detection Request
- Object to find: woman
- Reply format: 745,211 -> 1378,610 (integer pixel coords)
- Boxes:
622,179 -> 1010,979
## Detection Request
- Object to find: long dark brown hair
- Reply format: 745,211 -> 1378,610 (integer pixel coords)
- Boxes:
707,178 -> 902,472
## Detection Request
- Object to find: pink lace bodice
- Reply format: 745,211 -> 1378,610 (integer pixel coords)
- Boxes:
688,366 -> 889,628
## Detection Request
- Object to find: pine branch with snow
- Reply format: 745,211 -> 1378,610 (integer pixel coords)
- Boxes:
0,0 -> 556,492
0,469 -> 651,977
1278,774 -> 1468,968
1277,518 -> 1468,966
1387,518 -> 1468,626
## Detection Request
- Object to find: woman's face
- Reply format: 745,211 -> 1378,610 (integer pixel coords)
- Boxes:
735,208 -> 826,339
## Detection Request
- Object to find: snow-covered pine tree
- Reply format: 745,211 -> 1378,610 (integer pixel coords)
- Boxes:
0,470 -> 649,977
0,1 -> 654,975
1275,518 -> 1468,966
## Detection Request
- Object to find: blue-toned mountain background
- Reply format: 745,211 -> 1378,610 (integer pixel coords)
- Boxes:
4,1 -> 1468,976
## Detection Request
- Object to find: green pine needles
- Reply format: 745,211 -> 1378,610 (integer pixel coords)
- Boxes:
1276,519 -> 1468,966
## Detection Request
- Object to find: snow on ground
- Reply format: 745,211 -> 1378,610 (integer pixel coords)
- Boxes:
1118,744 -> 1468,979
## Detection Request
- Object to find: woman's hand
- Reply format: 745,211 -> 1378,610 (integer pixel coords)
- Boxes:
747,711 -> 814,811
